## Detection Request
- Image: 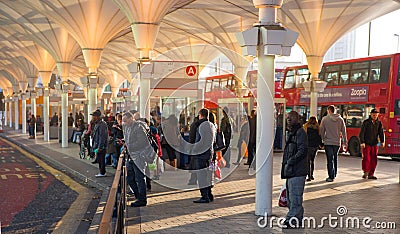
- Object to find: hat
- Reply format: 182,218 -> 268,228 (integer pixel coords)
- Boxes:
90,110 -> 101,117
370,108 -> 379,114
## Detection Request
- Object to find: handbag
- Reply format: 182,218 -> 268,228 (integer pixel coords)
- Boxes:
278,184 -> 288,207
214,131 -> 226,152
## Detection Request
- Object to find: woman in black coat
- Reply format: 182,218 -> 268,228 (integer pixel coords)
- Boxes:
303,116 -> 322,181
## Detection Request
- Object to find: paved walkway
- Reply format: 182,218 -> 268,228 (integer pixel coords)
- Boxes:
1,127 -> 399,233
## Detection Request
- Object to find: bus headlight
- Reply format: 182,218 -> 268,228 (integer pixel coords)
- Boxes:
388,129 -> 393,133
387,143 -> 391,147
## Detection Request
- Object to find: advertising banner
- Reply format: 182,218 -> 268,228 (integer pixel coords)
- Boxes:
300,86 -> 369,103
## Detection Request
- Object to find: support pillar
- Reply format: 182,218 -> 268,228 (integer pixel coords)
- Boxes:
139,78 -> 151,120
14,97 -> 19,131
61,83 -> 69,148
4,101 -> 8,126
9,99 -> 12,128
43,88 -> 50,141
22,95 -> 27,134
256,53 -> 275,215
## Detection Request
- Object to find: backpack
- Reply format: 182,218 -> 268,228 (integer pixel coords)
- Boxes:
147,131 -> 159,156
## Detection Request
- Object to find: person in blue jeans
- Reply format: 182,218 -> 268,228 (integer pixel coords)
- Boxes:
319,105 -> 347,182
281,111 -> 308,229
122,111 -> 153,207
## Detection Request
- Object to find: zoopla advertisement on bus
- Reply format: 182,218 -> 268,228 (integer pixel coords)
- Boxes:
300,86 -> 369,103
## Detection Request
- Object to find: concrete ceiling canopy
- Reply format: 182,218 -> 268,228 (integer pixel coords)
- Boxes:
23,0 -> 130,74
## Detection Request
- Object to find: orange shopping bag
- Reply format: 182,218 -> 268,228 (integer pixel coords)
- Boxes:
241,141 -> 248,158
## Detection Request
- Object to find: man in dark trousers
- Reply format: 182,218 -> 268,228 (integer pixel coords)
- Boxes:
91,110 -> 108,177
191,108 -> 216,203
281,111 -> 308,229
359,108 -> 385,179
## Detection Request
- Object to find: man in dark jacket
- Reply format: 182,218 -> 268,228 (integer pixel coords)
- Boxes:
359,108 -> 384,179
281,111 -> 308,229
191,108 -> 216,203
91,110 -> 108,177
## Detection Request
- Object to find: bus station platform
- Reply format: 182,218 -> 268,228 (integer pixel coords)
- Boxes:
1,128 -> 399,233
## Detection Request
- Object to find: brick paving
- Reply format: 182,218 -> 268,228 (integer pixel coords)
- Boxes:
1,128 -> 399,233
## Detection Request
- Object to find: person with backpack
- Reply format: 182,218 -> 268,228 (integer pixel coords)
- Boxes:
281,111 -> 308,228
122,111 -> 154,207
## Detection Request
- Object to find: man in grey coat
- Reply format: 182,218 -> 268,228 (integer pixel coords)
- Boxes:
320,105 -> 347,182
122,111 -> 153,207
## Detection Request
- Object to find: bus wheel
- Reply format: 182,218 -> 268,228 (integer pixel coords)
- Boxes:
348,137 -> 361,157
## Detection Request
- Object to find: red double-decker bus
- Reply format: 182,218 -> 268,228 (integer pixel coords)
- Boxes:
204,69 -> 284,108
281,53 -> 400,158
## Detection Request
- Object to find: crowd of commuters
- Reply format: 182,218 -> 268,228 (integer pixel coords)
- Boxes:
280,105 -> 385,228
21,102 -> 385,219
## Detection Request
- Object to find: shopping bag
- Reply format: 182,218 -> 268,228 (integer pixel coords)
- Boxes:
278,184 -> 288,207
214,161 -> 222,180
241,141 -> 248,158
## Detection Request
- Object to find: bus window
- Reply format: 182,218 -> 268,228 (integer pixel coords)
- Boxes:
395,99 -> 400,116
205,80 -> 212,92
342,105 -> 372,128
296,68 -> 309,88
326,72 -> 339,86
369,60 -> 381,83
284,69 -> 295,89
379,58 -> 390,83
350,70 -> 369,84
340,72 -> 350,85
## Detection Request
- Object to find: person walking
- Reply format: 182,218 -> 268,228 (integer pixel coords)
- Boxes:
191,108 -> 216,203
320,105 -> 347,182
122,111 -> 153,207
91,110 -> 108,177
281,111 -> 308,229
303,116 -> 322,181
359,108 -> 384,180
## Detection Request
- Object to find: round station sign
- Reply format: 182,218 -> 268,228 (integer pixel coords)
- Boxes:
185,65 -> 197,77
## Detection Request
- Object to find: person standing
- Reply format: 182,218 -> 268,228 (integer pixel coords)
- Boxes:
68,113 -> 74,127
220,107 -> 232,168
281,111 -> 308,229
234,115 -> 249,165
191,108 -> 216,203
122,111 -> 152,207
28,114 -> 36,139
111,114 -> 124,168
303,116 -> 322,181
91,110 -> 108,177
245,110 -> 257,167
359,108 -> 384,179
78,110 -> 85,124
320,105 -> 347,182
